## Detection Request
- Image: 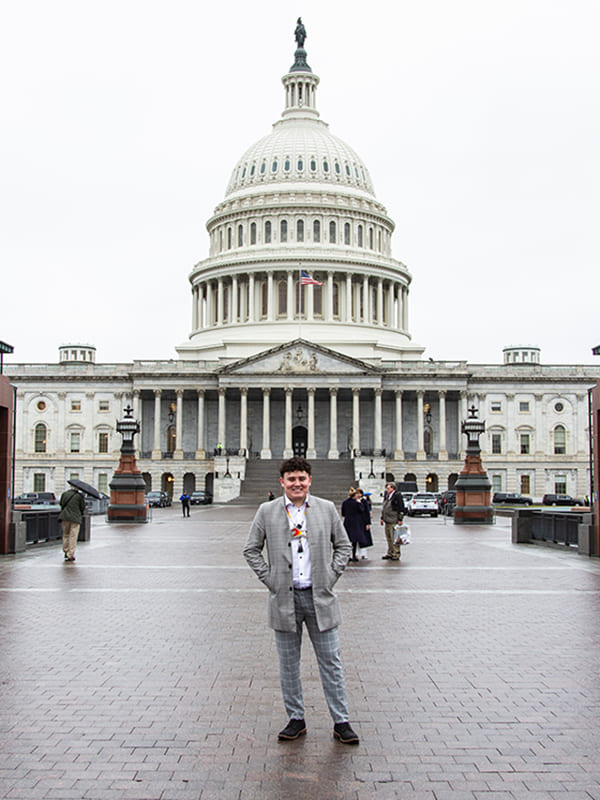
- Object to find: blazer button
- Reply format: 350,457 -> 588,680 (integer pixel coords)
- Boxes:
289,586 -> 293,591
287,542 -> 291,546
288,564 -> 292,569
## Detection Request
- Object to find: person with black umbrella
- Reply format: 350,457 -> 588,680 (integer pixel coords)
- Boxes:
58,486 -> 86,562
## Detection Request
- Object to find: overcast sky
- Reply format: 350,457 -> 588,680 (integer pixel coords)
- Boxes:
2,0 -> 599,367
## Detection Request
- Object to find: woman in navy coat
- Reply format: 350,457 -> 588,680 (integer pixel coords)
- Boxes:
341,487 -> 372,561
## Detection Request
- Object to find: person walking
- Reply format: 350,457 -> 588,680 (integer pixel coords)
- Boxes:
243,456 -> 359,745
341,487 -> 372,562
180,492 -> 191,517
58,487 -> 86,562
380,482 -> 406,561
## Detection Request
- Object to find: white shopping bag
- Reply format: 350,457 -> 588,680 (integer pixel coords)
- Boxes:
393,524 -> 411,545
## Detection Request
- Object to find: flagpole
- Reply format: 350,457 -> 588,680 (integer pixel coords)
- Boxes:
298,264 -> 302,340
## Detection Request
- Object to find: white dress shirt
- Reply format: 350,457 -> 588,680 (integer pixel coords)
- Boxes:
284,494 -> 312,589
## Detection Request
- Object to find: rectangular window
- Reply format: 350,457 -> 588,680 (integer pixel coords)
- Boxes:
555,475 -> 567,493
33,473 -> 46,492
491,433 -> 502,454
520,433 -> 530,454
70,432 -> 81,453
490,401 -> 502,413
70,400 -> 81,412
98,432 -> 109,453
69,472 -> 80,482
492,475 -> 502,493
520,474 -> 531,494
97,474 -> 108,494
519,401 -> 530,413
98,400 -> 109,412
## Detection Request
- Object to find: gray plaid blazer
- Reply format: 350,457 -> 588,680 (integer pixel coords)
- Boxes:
243,494 -> 351,632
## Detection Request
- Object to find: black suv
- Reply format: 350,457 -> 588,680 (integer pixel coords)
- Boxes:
440,490 -> 456,515
493,492 -> 533,505
542,494 -> 583,506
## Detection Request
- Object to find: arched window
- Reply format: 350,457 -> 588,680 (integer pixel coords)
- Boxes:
329,220 -> 336,244
297,158 -> 304,171
332,282 -> 339,317
219,230 -> 223,252
369,227 -> 374,249
250,222 -> 257,245
296,219 -> 304,242
227,227 -> 232,249
261,281 -> 268,317
237,225 -> 243,247
264,220 -> 272,243
313,284 -> 323,316
280,220 -> 288,242
357,225 -> 363,247
34,423 -> 47,453
554,425 -> 566,455
278,280 -> 287,315
313,220 -> 320,242
344,222 -> 350,245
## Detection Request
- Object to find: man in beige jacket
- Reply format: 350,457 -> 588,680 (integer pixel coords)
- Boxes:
243,456 -> 359,745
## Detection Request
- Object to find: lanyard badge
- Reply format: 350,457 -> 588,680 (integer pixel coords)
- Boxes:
291,524 -> 306,553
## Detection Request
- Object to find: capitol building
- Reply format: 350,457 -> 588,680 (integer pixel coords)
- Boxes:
6,28 -> 598,504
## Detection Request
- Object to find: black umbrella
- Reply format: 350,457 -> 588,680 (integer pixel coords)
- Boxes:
67,478 -> 103,500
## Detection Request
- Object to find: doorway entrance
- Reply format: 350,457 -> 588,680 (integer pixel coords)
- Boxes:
292,425 -> 308,457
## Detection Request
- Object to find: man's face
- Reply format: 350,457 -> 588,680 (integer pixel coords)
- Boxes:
280,470 -> 312,504
386,484 -> 395,495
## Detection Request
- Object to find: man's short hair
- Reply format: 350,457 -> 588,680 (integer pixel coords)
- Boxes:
279,456 -> 312,476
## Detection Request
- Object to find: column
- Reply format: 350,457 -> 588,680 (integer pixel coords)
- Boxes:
401,285 -> 409,331
460,390 -> 469,458
217,387 -> 226,451
438,390 -> 448,460
328,387 -> 338,459
307,283 -> 314,321
217,278 -> 224,325
192,285 -> 199,330
362,275 -> 369,324
307,387 -> 316,459
346,273 -> 352,322
394,390 -> 404,459
352,388 -> 360,455
248,274 -> 255,321
374,387 -> 382,454
152,389 -> 162,459
196,390 -> 205,459
326,272 -> 334,322
174,388 -> 184,458
132,390 -> 141,456
267,271 -> 274,321
287,273 -> 294,321
376,278 -> 383,325
231,276 -> 238,324
284,387 -> 293,457
206,281 -> 214,327
239,387 -> 248,455
416,390 -> 426,460
261,388 -> 271,459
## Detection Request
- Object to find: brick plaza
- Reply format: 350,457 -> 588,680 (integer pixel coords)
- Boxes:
1,502 -> 599,799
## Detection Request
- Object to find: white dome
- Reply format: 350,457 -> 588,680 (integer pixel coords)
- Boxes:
225,117 -> 375,197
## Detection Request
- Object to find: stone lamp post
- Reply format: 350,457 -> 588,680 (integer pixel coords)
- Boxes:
108,405 -> 148,523
454,405 -> 494,525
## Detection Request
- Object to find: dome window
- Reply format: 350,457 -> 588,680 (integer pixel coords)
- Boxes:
313,219 -> 321,242
264,221 -> 272,243
335,161 -> 341,175
250,164 -> 255,176
272,160 -> 278,173
297,219 -> 304,242
260,161 -> 266,174
354,166 -> 359,178
297,158 -> 303,171
358,225 -> 363,247
280,220 -> 288,243
238,225 -> 243,247
361,168 -> 366,182
250,222 -> 257,245
310,158 -> 317,172
241,166 -> 247,179
329,221 -> 336,244
323,160 -> 329,173
344,223 -> 350,245
284,159 -> 291,172
345,164 -> 351,176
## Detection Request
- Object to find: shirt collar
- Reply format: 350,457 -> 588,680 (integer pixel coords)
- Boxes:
284,493 -> 311,510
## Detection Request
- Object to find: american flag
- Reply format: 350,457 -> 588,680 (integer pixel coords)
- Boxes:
300,270 -> 324,286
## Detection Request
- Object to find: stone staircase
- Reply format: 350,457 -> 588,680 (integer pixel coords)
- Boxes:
229,459 -> 356,506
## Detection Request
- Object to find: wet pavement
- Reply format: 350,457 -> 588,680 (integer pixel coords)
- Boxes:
1,502 -> 600,799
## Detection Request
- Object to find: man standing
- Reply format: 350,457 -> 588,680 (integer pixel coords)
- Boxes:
380,482 -> 406,561
58,487 -> 86,562
243,456 -> 359,745
180,492 -> 191,517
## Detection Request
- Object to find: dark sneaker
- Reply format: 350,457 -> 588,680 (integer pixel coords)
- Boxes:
333,722 -> 359,745
278,718 -> 307,741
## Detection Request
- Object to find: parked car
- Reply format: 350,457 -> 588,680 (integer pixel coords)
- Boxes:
13,492 -> 39,505
145,491 -> 166,508
13,492 -> 57,505
401,492 -> 413,505
541,494 -> 583,507
440,490 -> 456,515
407,492 -> 439,517
160,491 -> 172,507
493,492 -> 533,505
190,491 -> 212,505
